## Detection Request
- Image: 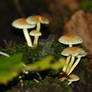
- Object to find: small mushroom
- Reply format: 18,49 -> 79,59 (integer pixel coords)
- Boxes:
61,47 -> 79,73
68,74 -> 80,85
58,34 -> 83,47
12,18 -> 35,47
68,48 -> 87,75
26,15 -> 49,31
61,47 -> 86,75
30,30 -> 42,47
26,16 -> 49,46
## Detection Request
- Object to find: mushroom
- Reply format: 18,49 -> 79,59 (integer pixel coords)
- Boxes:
61,47 -> 78,73
62,47 -> 86,75
26,15 -> 49,31
59,35 -> 83,73
26,16 -> 49,47
68,74 -> 80,85
12,18 -> 35,47
68,48 -> 87,75
30,30 -> 42,47
58,34 -> 83,47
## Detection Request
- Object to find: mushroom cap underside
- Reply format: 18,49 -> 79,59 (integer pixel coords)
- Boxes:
61,47 -> 87,57
68,74 -> 80,82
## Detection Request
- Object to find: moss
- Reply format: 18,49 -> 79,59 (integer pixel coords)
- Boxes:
77,0 -> 92,12
0,41 -> 66,64
5,90 -> 11,92
0,48 -> 16,55
51,42 -> 66,59
24,77 -> 72,92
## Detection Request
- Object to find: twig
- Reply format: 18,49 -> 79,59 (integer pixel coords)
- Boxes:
0,51 -> 10,57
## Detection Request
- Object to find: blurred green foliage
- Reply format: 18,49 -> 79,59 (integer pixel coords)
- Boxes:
0,41 -> 66,64
27,57 -> 65,71
0,53 -> 23,84
78,0 -> 92,12
0,54 -> 65,84
0,42 -> 66,84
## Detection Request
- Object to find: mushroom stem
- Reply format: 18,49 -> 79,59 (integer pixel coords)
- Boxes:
69,44 -> 72,47
68,81 -> 72,85
63,56 -> 71,72
66,56 -> 75,74
23,29 -> 32,47
68,57 -> 81,75
35,22 -> 41,47
37,22 -> 41,31
33,36 -> 39,47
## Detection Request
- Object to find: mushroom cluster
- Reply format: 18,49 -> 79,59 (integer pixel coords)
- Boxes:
12,16 -> 49,47
12,16 -> 86,85
58,34 -> 87,85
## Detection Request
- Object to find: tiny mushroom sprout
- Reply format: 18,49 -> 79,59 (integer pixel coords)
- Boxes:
26,15 -> 49,31
12,18 -> 35,47
58,34 -> 83,47
61,47 -> 87,75
30,30 -> 42,47
68,74 -> 80,85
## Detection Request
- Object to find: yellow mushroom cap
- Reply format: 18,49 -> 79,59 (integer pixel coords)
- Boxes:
26,15 -> 49,25
68,74 -> 80,82
58,35 -> 83,45
30,30 -> 42,36
61,47 -> 87,57
40,16 -> 49,24
12,18 -> 35,29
